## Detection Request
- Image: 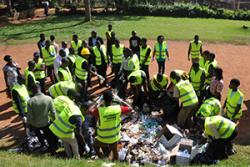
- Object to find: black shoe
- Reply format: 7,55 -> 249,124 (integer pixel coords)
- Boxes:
227,148 -> 237,156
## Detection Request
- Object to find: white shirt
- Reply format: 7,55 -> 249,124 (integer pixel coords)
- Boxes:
54,55 -> 62,75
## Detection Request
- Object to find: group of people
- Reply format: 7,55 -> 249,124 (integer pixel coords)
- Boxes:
3,24 -> 244,161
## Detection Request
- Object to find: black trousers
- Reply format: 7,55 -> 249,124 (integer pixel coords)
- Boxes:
75,77 -> 88,101
157,60 -> 166,74
141,65 -> 150,83
32,124 -> 58,154
46,65 -> 55,84
96,64 -> 107,84
37,78 -> 46,94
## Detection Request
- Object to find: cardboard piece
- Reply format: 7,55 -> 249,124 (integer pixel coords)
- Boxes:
176,138 -> 194,165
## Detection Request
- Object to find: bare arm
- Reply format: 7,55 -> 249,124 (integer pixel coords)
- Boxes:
188,43 -> 191,60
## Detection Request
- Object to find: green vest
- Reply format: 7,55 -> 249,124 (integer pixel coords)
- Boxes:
128,70 -> 145,86
41,46 -> 56,66
128,54 -> 140,72
75,56 -> 88,80
67,54 -> 77,64
150,74 -> 168,91
48,81 -> 75,98
96,105 -> 122,144
154,42 -> 167,61
190,67 -> 205,91
24,68 -> 36,88
71,40 -> 82,54
140,46 -> 151,65
196,97 -> 221,117
226,89 -> 244,120
205,116 -> 236,139
199,57 -> 206,69
12,84 -> 30,114
34,58 -> 46,79
205,60 -> 218,85
58,67 -> 72,82
50,96 -> 84,139
93,45 -> 108,66
176,80 -> 198,107
190,40 -> 202,59
112,44 -> 123,64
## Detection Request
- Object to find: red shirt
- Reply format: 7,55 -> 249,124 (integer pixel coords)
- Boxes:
89,105 -> 132,119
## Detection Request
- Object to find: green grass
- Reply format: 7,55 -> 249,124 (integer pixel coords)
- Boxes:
1,145 -> 250,166
0,15 -> 250,45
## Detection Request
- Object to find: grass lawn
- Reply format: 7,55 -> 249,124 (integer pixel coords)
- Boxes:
0,15 -> 250,45
1,145 -> 250,167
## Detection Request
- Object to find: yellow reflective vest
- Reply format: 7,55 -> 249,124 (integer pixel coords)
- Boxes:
50,96 -> 84,139
176,80 -> 198,107
48,81 -> 75,98
140,45 -> 151,65
196,97 -> 221,117
205,60 -> 218,85
128,54 -> 140,72
112,44 -> 124,64
190,40 -> 202,59
75,56 -> 88,80
96,105 -> 122,144
93,45 -> 108,66
57,67 -> 72,82
204,115 -> 236,139
71,40 -> 82,55
128,70 -> 145,85
154,41 -> 167,61
189,67 -> 205,91
41,46 -> 56,66
34,58 -> 46,79
12,83 -> 30,114
225,89 -> 244,120
24,68 -> 36,88
150,74 -> 168,91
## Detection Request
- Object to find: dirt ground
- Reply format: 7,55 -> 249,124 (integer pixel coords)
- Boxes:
0,40 -> 250,149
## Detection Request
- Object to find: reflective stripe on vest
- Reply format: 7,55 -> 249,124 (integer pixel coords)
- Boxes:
41,46 -> 56,66
48,81 -> 75,98
140,46 -> 151,65
205,60 -> 218,84
71,40 -> 82,54
150,74 -> 168,91
205,116 -> 236,139
128,70 -> 145,85
128,54 -> 140,71
112,44 -> 123,64
75,56 -> 88,80
34,58 -> 46,79
67,54 -> 77,64
154,42 -> 167,60
97,105 -> 122,144
190,40 -> 202,59
196,97 -> 221,117
226,89 -> 244,119
50,96 -> 84,139
12,84 -> 30,114
58,67 -> 72,81
24,68 -> 36,87
190,67 -> 204,91
176,80 -> 198,107
93,45 -> 108,66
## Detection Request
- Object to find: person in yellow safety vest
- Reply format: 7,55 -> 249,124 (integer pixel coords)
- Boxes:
223,79 -> 244,122
111,39 -> 124,76
140,38 -> 151,83
57,58 -> 72,82
71,34 -> 82,55
49,92 -> 86,159
92,41 -> 109,87
105,24 -> 113,42
33,52 -> 46,93
24,60 -> 37,95
188,35 -> 203,64
204,52 -> 218,86
198,115 -> 238,159
128,70 -> 148,108
196,97 -> 221,117
89,90 -> 133,161
11,76 -> 30,123
42,40 -> 56,83
126,48 -> 140,73
48,80 -> 76,98
152,35 -> 170,74
170,71 -> 198,129
67,48 -> 77,75
199,50 -> 210,69
189,62 -> 206,102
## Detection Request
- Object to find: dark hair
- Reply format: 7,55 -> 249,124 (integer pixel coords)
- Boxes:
129,76 -> 137,83
157,35 -> 164,41
170,71 -> 177,79
141,38 -> 147,43
28,60 -> 36,67
203,50 -> 210,55
40,33 -> 45,38
50,35 -> 55,41
73,34 -> 78,39
156,73 -> 163,81
214,67 -> 223,80
4,55 -> 11,62
209,53 -> 215,59
103,90 -> 113,104
59,49 -> 66,57
230,78 -> 240,87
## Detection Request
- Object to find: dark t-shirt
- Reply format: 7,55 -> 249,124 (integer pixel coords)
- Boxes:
129,36 -> 141,52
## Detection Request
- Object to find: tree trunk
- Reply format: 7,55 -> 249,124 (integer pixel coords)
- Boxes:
84,0 -> 91,21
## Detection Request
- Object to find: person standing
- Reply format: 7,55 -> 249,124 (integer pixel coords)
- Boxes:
152,35 -> 169,74
89,90 -> 133,161
50,35 -> 59,54
199,50 -> 210,69
54,49 -> 67,79
24,60 -> 37,95
107,32 -> 117,71
3,55 -> 21,97
42,40 -> 57,83
129,30 -> 140,58
106,25 -> 114,60
27,83 -> 58,155
188,35 -> 203,64
37,33 -> 46,56
208,67 -> 224,100
57,58 -> 72,82
71,34 -> 82,55
139,38 -> 151,82
88,30 -> 104,47
223,79 -> 244,123
33,52 -> 46,93
204,53 -> 218,86
67,48 -> 77,75
61,41 -> 69,56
